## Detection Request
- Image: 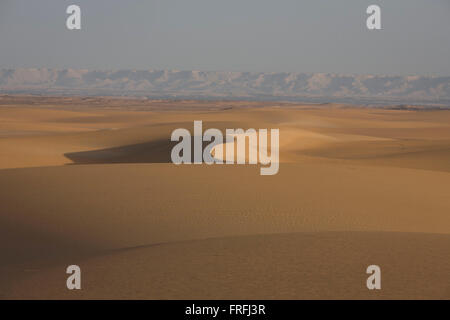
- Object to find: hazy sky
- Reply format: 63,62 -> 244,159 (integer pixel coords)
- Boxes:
1,0 -> 449,76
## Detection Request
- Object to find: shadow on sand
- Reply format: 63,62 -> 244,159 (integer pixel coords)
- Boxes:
64,137 -> 226,165
65,139 -> 175,164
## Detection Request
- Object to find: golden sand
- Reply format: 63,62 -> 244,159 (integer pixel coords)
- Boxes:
0,96 -> 449,299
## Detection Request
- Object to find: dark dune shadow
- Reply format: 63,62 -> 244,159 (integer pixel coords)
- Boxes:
65,139 -> 175,164
64,137 -> 224,164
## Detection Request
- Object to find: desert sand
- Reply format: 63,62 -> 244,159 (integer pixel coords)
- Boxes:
0,95 -> 449,299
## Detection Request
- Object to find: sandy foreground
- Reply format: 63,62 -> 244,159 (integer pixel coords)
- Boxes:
0,95 -> 449,299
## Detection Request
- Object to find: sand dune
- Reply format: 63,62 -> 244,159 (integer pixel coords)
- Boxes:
0,96 -> 449,299
1,163 -> 449,251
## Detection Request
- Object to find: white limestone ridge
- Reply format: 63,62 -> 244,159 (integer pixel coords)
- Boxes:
1,68 -> 449,104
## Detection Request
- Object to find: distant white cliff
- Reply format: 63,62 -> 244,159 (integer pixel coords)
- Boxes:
1,68 -> 449,105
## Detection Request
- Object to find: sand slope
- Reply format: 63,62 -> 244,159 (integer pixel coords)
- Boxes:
5,232 -> 450,300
